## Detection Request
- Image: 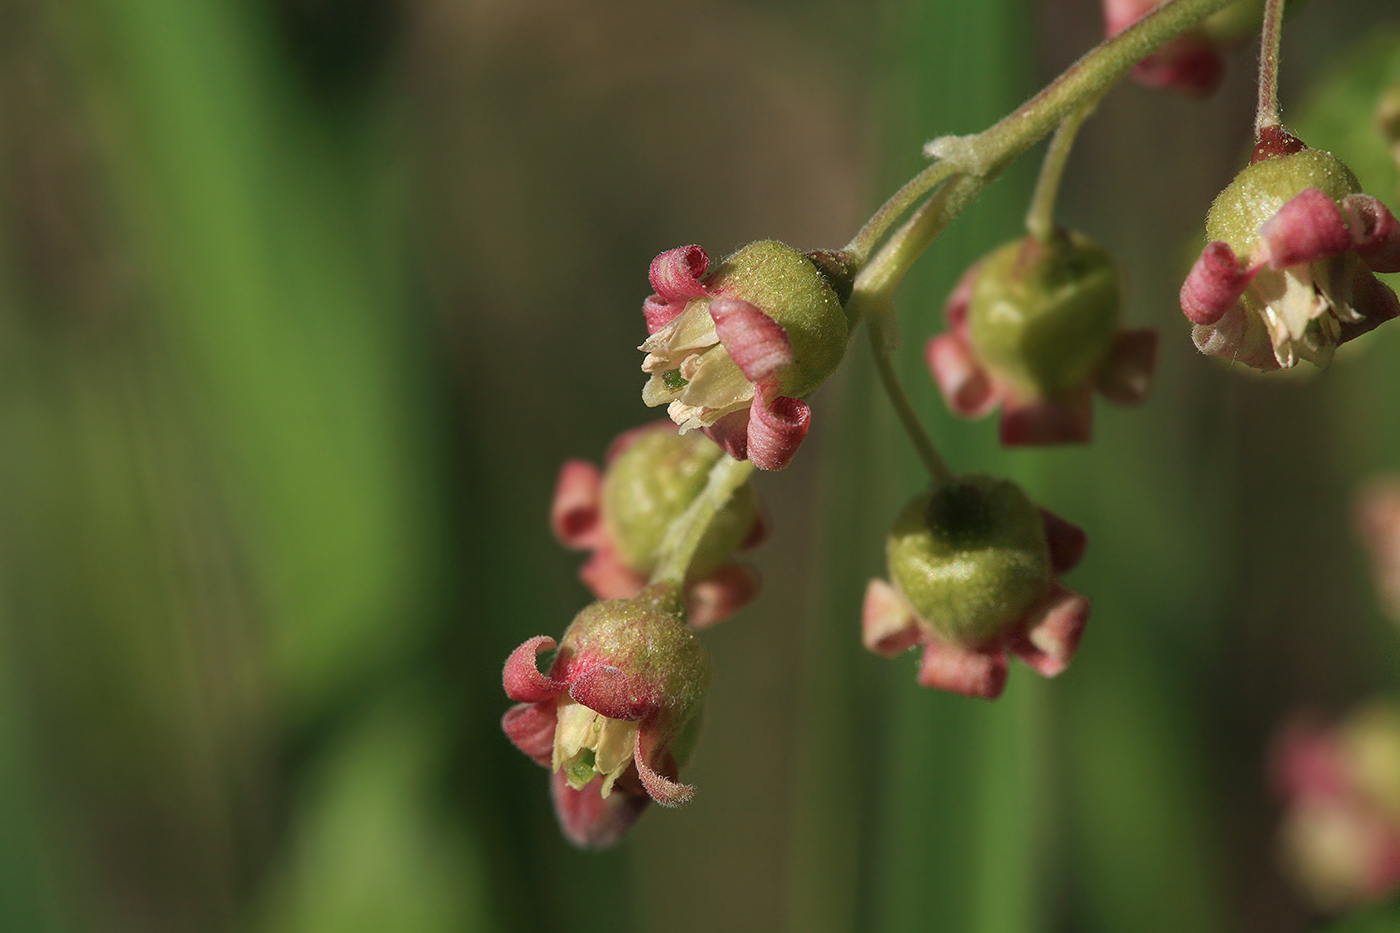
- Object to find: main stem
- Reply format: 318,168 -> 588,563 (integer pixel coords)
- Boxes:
851,0 -> 1236,310
1255,0 -> 1286,134
650,452 -> 757,586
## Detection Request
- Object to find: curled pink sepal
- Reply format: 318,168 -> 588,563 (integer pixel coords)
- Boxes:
635,725 -> 694,806
925,332 -> 998,418
503,636 -> 564,703
1040,509 -> 1088,575
745,386 -> 810,471
1259,188 -> 1355,269
687,563 -> 759,630
501,701 -> 558,766
550,460 -> 605,549
1181,241 -> 1253,326
916,640 -> 1009,700
1344,194 -> 1400,273
1011,584 -> 1090,678
644,245 -> 711,334
861,578 -> 923,657
702,386 -> 810,472
550,769 -> 651,851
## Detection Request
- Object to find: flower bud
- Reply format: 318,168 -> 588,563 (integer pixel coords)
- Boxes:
501,584 -> 712,847
927,231 -> 1157,445
639,240 -> 852,470
862,476 -> 1090,699
1182,143 -> 1400,369
889,477 -> 1052,646
551,422 -> 765,628
967,232 -> 1121,399
601,426 -> 758,579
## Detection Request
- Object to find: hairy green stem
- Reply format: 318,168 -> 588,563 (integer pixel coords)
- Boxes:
850,0 -> 1236,310
1025,97 -> 1100,243
650,452 -> 757,586
1255,0 -> 1286,134
869,330 -> 955,487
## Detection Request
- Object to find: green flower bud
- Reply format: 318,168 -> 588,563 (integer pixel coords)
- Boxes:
601,427 -> 758,580
966,232 -> 1122,399
887,476 -> 1052,647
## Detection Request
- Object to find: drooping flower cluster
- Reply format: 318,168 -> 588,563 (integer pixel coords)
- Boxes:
927,231 -> 1157,445
502,584 -> 710,849
639,240 -> 853,470
1273,703 -> 1400,911
1181,141 -> 1400,369
552,422 -> 765,627
862,475 -> 1089,699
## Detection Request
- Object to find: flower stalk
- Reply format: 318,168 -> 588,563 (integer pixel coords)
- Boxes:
1255,0 -> 1287,135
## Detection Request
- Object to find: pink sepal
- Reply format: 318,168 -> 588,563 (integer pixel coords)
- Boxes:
702,409 -> 750,462
551,460 -> 605,549
503,636 -> 564,703
687,563 -> 759,629
1181,241 -> 1253,325
916,640 -> 1008,700
1260,188 -> 1353,268
644,245 -> 711,334
636,726 -> 694,806
1338,265 -> 1400,345
861,578 -> 922,657
744,386 -> 810,471
550,770 -> 650,851
501,700 -> 557,766
1000,386 -> 1093,446
578,547 -> 648,601
1131,37 -> 1223,97
568,662 -> 648,723
1012,584 -> 1089,678
1344,194 -> 1400,273
738,505 -> 770,551
710,298 -> 793,384
1103,0 -> 1222,97
1040,509 -> 1087,575
926,332 -> 1000,418
1095,328 -> 1158,406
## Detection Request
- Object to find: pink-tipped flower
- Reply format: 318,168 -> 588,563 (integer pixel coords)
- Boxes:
927,230 -> 1157,445
1355,476 -> 1400,626
640,240 -> 853,470
551,422 -> 765,628
1182,142 -> 1400,370
1103,0 -> 1227,96
501,584 -> 711,849
862,475 -> 1090,699
1273,704 -> 1400,910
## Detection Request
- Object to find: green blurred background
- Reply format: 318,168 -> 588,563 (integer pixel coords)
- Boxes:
2,0 -> 1399,931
